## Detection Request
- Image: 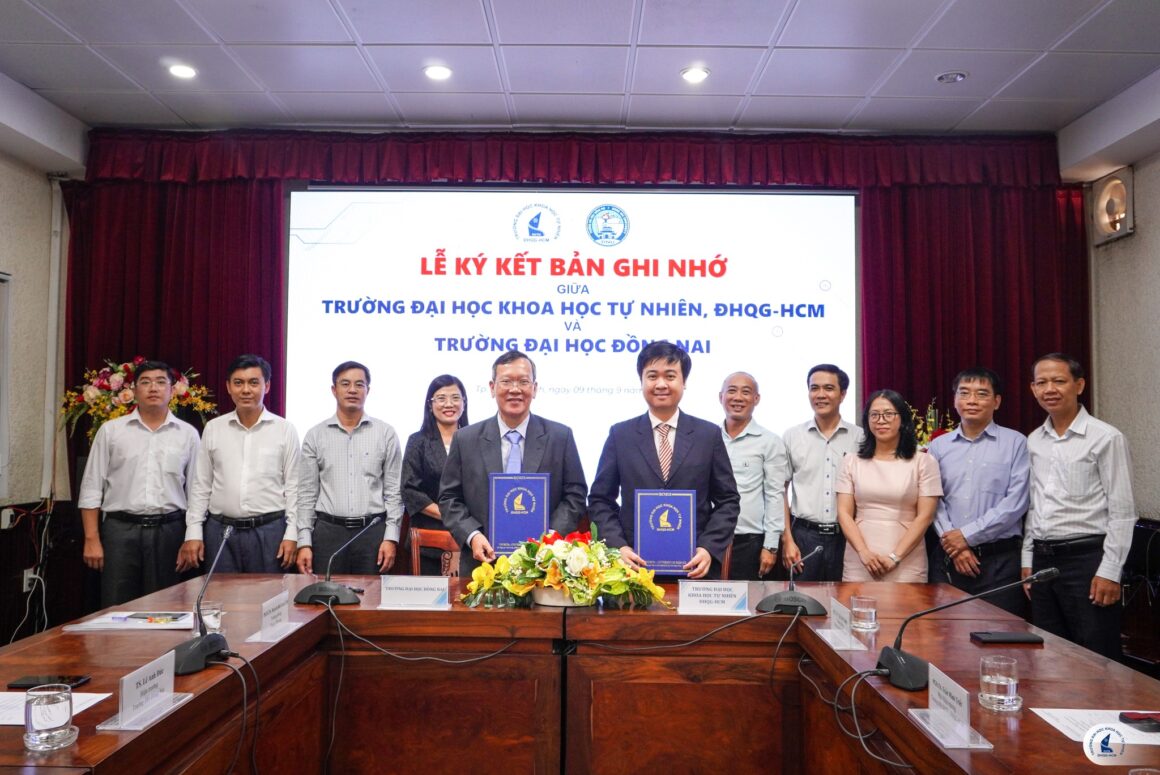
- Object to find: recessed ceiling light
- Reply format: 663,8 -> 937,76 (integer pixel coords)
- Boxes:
168,63 -> 197,79
935,70 -> 968,85
424,65 -> 452,81
681,66 -> 710,84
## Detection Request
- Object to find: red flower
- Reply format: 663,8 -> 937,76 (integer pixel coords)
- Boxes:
564,531 -> 591,545
132,355 -> 146,365
540,530 -> 563,544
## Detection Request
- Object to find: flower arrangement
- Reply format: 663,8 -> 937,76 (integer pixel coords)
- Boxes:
910,398 -> 956,449
461,525 -> 670,609
61,356 -> 217,442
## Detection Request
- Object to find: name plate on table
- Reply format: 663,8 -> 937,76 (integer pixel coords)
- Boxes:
489,473 -> 550,554
245,590 -> 304,643
634,489 -> 696,574
815,597 -> 866,651
678,580 -> 749,615
379,576 -> 452,610
97,650 -> 192,731
909,664 -> 993,750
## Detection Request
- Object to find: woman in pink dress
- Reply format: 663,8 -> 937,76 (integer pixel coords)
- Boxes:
837,390 -> 942,582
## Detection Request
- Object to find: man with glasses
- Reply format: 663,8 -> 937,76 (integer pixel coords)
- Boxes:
781,364 -> 863,581
296,361 -> 404,576
440,350 -> 587,576
927,367 -> 1029,616
78,360 -> 200,606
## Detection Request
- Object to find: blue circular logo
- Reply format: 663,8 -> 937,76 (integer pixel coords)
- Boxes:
586,205 -> 629,246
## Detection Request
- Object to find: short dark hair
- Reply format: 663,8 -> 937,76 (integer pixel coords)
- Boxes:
492,350 -> 536,382
637,340 -> 691,380
332,361 -> 370,385
858,389 -> 918,460
420,374 -> 469,437
1032,352 -> 1084,381
952,367 -> 1003,396
227,354 -> 271,382
807,364 -> 849,392
134,360 -> 174,383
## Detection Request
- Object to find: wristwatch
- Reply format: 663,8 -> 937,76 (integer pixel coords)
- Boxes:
763,546 -> 777,553
888,552 -> 901,566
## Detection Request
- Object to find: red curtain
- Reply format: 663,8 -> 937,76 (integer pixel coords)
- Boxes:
63,129 -> 1088,434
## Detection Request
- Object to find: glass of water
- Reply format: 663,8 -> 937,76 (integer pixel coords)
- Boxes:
979,655 -> 1022,711
200,601 -> 224,634
850,595 -> 879,632
24,683 -> 79,751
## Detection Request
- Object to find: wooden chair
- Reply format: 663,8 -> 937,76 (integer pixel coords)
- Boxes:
721,540 -> 733,580
409,527 -> 460,577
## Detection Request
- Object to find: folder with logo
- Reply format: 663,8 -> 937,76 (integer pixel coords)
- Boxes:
634,489 -> 697,574
488,473 -> 551,555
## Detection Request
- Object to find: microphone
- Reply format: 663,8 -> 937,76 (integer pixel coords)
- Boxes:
876,566 -> 1059,691
294,516 -> 383,605
755,545 -> 827,615
173,525 -> 234,675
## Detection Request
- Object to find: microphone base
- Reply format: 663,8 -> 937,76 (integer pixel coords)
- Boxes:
173,633 -> 229,675
755,590 -> 828,615
295,581 -> 361,605
876,646 -> 929,691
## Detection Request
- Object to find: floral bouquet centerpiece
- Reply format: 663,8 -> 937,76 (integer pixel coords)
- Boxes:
461,524 -> 670,610
910,397 -> 956,450
61,356 -> 217,442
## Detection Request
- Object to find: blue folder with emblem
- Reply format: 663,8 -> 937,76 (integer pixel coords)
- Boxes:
634,489 -> 697,574
488,473 -> 551,555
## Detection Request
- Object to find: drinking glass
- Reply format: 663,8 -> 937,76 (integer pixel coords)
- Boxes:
24,684 -> 79,751
850,596 -> 878,632
978,655 -> 1022,711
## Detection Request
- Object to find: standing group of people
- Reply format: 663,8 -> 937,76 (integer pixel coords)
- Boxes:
78,346 -> 1134,661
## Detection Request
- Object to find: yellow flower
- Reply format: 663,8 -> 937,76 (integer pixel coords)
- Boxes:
467,562 -> 495,595
544,562 -> 564,590
629,567 -> 666,602
495,554 -> 511,576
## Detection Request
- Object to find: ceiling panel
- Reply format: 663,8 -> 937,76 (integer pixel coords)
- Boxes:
393,91 -> 510,125
34,89 -> 184,125
738,95 -> 862,129
631,46 -> 765,95
877,50 -> 1039,99
492,0 -> 635,45
0,43 -> 138,89
0,0 -> 76,43
917,0 -> 1102,51
511,93 -> 624,126
1056,0 -> 1160,53
366,45 -> 502,92
34,0 -> 212,45
756,48 -> 901,96
627,94 -> 742,127
847,97 -> 980,132
96,44 -> 261,91
503,45 -> 628,94
184,0 -> 351,44
230,45 -> 379,92
275,91 -> 399,124
955,99 -> 1094,132
337,0 -> 492,44
999,51 -> 1160,101
639,0 -> 792,46
778,0 -> 946,48
155,90 -> 289,127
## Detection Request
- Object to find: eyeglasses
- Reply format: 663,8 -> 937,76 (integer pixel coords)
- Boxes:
868,411 -> 900,422
336,380 -> 368,390
136,378 -> 170,388
496,379 -> 534,390
431,395 -> 463,406
955,389 -> 993,400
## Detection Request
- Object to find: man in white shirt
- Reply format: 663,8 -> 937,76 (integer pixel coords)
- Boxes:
781,364 -> 864,581
296,361 -> 404,576
78,360 -> 200,606
177,354 -> 300,574
719,372 -> 786,580
1022,353 -> 1135,660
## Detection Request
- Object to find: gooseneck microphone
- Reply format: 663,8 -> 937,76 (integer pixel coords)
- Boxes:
876,566 -> 1060,691
295,516 -> 383,605
756,545 -> 827,615
174,525 -> 234,675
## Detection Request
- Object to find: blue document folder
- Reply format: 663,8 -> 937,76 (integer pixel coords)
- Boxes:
488,473 -> 550,555
634,489 -> 697,574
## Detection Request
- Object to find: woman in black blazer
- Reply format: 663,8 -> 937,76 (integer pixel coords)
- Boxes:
402,374 -> 469,575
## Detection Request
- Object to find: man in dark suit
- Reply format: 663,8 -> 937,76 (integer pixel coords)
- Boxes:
439,350 -> 588,576
588,341 -> 740,579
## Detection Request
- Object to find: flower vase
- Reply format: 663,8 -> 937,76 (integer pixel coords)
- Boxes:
532,586 -> 590,607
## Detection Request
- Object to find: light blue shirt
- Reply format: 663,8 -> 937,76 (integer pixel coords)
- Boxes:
928,421 -> 1029,546
721,419 -> 787,547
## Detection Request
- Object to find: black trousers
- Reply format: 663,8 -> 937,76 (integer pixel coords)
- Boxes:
790,522 -> 845,582
928,541 -> 1027,619
312,519 -> 383,575
728,533 -> 770,581
99,515 -> 184,607
1031,543 -> 1122,661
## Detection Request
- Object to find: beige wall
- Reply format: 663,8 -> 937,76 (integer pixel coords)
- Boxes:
0,149 -> 53,504
1091,150 -> 1160,518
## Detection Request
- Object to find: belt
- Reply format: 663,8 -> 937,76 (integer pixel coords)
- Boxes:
106,510 -> 183,527
316,511 -> 386,529
208,511 -> 284,530
794,519 -> 840,535
1032,535 -> 1104,556
970,535 -> 1022,558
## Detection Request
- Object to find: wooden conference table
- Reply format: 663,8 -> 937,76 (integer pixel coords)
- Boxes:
1,576 -> 1158,773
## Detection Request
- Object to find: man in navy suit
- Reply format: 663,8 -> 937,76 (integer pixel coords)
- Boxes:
588,341 -> 740,579
440,350 -> 588,576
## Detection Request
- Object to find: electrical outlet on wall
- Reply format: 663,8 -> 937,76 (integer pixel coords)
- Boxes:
1,508 -> 15,530
22,568 -> 36,592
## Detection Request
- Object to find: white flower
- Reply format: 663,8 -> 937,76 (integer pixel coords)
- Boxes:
565,546 -> 590,576
551,540 -> 571,559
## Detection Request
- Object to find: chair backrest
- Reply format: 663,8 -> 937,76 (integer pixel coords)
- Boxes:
409,527 -> 461,577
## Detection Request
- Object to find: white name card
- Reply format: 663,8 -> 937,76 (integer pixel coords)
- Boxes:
909,664 -> 993,750
245,590 -> 304,643
96,650 -> 192,731
813,597 -> 867,651
677,580 -> 749,615
830,597 -> 851,635
378,576 -> 451,610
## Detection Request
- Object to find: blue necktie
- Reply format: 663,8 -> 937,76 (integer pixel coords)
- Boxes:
505,430 -> 523,473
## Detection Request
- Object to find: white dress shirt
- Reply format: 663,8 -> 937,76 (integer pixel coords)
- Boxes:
184,408 -> 301,542
297,414 -> 404,547
1022,406 -> 1136,582
649,409 -> 680,457
77,412 -> 199,514
721,419 -> 787,547
783,418 -> 864,524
